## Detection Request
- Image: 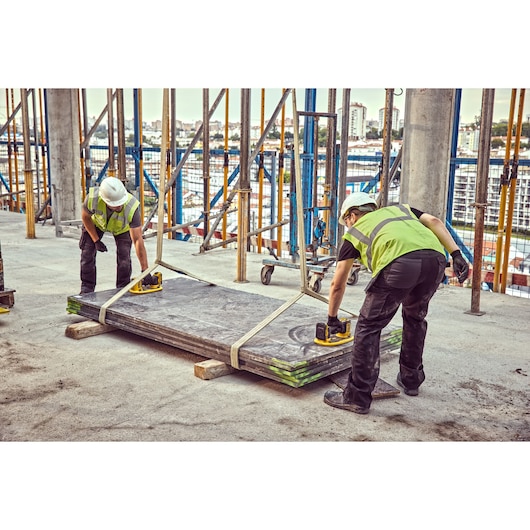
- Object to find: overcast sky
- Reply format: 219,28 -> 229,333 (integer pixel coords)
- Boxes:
1,88 -> 526,127
79,88 -> 527,125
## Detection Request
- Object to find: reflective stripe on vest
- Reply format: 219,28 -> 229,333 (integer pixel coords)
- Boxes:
87,187 -> 139,236
344,204 -> 445,275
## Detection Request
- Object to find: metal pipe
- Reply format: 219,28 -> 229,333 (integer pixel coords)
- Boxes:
379,88 -> 393,207
468,89 -> 494,315
277,89 -> 287,258
235,88 -> 251,283
493,89 -> 517,291
501,89 -> 526,293
10,90 -> 21,212
170,88 -> 177,237
31,89 -> 41,210
337,89 -> 351,241
4,89 -> 14,211
222,89 -> 230,245
257,89 -> 265,253
116,89 -> 127,183
106,88 -> 115,177
20,88 -> 35,239
202,88 -> 210,241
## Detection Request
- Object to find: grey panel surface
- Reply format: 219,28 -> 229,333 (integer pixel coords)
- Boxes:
67,276 -> 402,387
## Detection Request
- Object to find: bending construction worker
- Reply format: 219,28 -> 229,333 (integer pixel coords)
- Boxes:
324,192 -> 469,415
79,177 -> 155,294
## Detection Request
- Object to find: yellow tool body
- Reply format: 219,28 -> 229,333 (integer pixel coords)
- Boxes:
0,306 -> 10,315
314,318 -> 354,347
129,272 -> 163,294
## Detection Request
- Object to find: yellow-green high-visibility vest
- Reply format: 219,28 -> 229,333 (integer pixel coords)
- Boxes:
87,187 -> 139,236
343,204 -> 445,277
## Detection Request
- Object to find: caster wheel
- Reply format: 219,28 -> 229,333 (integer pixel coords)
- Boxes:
310,276 -> 322,293
261,266 -> 273,285
347,268 -> 359,286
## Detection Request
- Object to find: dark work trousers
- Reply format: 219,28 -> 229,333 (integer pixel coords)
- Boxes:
343,249 -> 447,409
79,226 -> 133,293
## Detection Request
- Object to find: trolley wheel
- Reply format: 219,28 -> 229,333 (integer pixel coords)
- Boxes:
347,268 -> 359,286
309,276 -> 322,294
261,266 -> 273,285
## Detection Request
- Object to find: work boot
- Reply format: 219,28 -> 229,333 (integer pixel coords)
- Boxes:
323,390 -> 370,414
396,373 -> 419,396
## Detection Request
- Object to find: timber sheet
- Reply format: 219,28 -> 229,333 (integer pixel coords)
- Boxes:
66,276 -> 402,387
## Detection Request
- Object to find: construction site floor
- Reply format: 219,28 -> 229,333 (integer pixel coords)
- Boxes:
2,209 -> 527,526
1,208 -> 529,443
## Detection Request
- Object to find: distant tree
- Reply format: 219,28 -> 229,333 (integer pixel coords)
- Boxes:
492,123 -> 508,137
230,133 -> 240,141
491,138 -> 505,149
213,133 -> 223,141
267,125 -> 281,140
366,127 -> 379,140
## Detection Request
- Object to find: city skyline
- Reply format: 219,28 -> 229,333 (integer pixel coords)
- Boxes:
1,89 -> 528,129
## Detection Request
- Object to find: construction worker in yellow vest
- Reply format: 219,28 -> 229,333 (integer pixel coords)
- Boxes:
324,191 -> 469,415
79,177 -> 155,294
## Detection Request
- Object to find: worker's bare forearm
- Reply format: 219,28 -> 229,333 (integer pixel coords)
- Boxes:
328,259 -> 353,317
134,240 -> 149,271
130,226 -> 149,271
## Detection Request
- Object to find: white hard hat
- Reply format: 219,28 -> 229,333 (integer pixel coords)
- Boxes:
99,178 -> 127,207
339,191 -> 377,225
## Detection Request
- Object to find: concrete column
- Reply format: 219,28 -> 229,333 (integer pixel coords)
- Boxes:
400,89 -> 455,219
46,89 -> 81,229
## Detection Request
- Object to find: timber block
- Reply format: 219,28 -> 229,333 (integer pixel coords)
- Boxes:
0,289 -> 15,308
65,320 -> 116,340
194,359 -> 235,380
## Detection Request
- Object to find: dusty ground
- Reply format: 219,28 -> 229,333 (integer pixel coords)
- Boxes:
1,210 -> 528,444
2,210 -> 528,529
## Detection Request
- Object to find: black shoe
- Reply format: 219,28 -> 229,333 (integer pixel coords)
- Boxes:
323,390 -> 370,414
396,373 -> 419,396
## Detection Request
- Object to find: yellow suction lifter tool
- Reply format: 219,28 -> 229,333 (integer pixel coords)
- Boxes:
129,272 -> 163,295
314,317 -> 354,347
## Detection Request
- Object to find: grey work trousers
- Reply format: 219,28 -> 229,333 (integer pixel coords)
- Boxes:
343,249 -> 447,409
79,226 -> 132,293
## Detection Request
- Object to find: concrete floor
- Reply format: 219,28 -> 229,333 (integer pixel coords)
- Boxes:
2,208 -> 528,528
1,208 -> 528,443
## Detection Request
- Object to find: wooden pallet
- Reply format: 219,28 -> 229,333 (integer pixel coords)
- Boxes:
66,276 -> 402,388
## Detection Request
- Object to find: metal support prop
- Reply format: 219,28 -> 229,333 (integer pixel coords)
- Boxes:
379,88 -> 394,208
493,89 -> 517,292
500,89 -> 526,294
20,89 -> 35,239
467,89 -> 495,316
235,89 -> 251,283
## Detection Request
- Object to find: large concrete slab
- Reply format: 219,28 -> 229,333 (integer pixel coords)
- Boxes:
67,276 -> 401,387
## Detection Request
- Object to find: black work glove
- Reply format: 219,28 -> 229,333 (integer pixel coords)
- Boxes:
451,250 -> 469,284
142,273 -> 157,286
95,240 -> 108,252
327,315 -> 346,335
